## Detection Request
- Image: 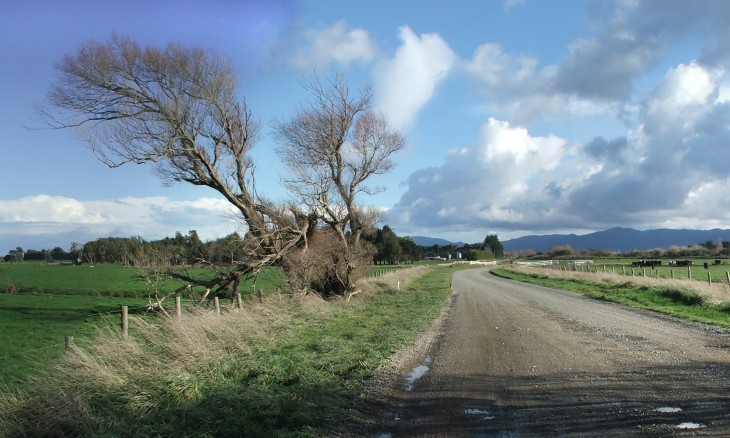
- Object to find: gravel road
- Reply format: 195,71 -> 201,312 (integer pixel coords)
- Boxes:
342,267 -> 730,437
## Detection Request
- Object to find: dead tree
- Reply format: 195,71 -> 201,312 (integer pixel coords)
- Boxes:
273,71 -> 406,296
42,35 -> 308,295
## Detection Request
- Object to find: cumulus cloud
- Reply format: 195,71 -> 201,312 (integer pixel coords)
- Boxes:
374,26 -> 457,130
387,118 -> 568,236
567,61 -> 730,217
0,195 -> 239,251
463,2 -> 730,124
389,58 -> 730,241
291,20 -> 376,69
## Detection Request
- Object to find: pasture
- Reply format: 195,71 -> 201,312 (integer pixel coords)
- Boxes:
0,262 -> 288,387
540,258 -> 730,283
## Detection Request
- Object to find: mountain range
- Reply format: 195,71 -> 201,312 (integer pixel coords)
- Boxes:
412,228 -> 730,253
410,236 -> 466,247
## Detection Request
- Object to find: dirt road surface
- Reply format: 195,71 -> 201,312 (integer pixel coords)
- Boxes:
341,267 -> 730,437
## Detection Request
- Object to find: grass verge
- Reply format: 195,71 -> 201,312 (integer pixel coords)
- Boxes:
0,263 -> 469,437
492,267 -> 730,328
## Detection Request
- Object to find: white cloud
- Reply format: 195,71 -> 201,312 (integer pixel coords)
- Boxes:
480,118 -> 563,169
291,21 -> 376,69
387,118 -> 569,235
0,195 -> 106,224
374,26 -> 457,130
465,43 -> 538,89
0,195 -> 240,251
463,2 -> 730,126
645,62 -> 719,119
504,0 -> 526,10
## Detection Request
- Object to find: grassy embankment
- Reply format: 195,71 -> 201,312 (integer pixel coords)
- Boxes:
0,263 -> 288,387
493,264 -> 730,327
0,263 -> 467,437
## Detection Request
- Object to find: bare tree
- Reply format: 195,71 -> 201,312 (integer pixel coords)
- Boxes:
43,35 -> 308,296
273,71 -> 406,296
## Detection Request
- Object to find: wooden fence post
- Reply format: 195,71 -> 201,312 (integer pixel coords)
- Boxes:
726,271 -> 730,284
175,296 -> 182,320
708,272 -> 712,285
121,305 -> 128,338
236,292 -> 243,310
65,335 -> 74,351
214,297 -> 221,316
688,266 -> 692,281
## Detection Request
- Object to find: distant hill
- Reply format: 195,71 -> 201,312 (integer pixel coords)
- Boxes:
410,236 -> 466,247
502,227 -> 730,253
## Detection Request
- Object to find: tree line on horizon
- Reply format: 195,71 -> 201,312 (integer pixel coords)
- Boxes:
2,229 -> 507,265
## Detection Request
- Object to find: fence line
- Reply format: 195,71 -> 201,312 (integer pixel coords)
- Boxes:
0,342 -> 66,361
529,262 -> 730,286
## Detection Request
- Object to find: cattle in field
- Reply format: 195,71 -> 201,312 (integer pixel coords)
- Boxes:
632,260 -> 662,268
671,260 -> 693,267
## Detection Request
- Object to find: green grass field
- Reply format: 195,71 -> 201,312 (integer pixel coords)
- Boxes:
0,293 -> 149,386
0,262 -> 289,296
0,262 -> 289,388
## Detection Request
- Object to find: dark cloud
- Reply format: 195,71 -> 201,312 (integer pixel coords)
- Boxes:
553,37 -> 664,101
582,136 -> 628,162
544,2 -> 730,105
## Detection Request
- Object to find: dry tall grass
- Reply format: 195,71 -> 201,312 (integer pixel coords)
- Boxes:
0,300 -> 288,436
506,264 -> 730,304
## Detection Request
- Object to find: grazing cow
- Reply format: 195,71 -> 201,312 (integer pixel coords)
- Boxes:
632,260 -> 662,268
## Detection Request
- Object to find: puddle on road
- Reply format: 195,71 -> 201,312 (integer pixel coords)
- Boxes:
677,422 -> 706,429
405,356 -> 434,391
655,407 -> 682,413
464,408 -> 495,420
405,365 -> 429,391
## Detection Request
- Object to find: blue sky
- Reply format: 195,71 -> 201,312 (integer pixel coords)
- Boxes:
2,0 -> 730,253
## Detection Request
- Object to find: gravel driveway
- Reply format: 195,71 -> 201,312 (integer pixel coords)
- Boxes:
341,267 -> 730,437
